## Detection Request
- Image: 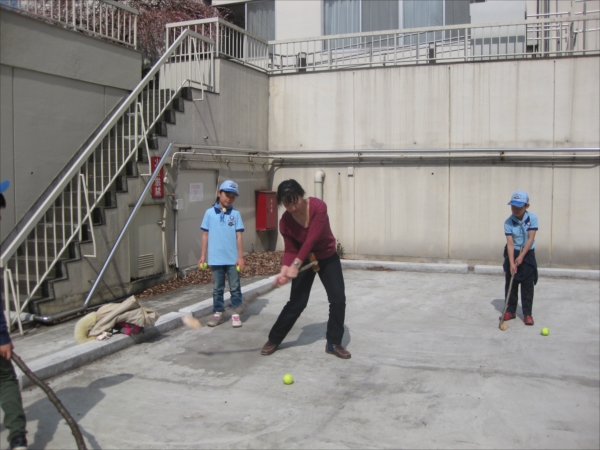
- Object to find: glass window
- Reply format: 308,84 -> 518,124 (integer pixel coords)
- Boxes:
323,0 -> 361,36
403,0 -> 444,29
323,0 -> 361,50
247,0 -> 275,41
361,0 -> 399,32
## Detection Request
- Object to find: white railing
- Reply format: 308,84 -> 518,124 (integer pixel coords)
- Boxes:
268,14 -> 600,73
166,14 -> 600,75
0,0 -> 138,48
0,29 -> 213,329
166,17 -> 270,72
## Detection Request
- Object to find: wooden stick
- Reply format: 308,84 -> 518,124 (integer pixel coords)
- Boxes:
499,272 -> 515,331
11,352 -> 88,450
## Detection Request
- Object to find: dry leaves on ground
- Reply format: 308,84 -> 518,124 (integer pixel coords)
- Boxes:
137,251 -> 283,298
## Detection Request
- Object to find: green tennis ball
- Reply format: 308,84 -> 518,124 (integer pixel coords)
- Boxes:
236,265 -> 241,272
283,374 -> 294,385
200,262 -> 208,270
541,327 -> 549,336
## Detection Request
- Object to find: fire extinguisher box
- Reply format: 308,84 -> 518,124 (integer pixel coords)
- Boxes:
255,190 -> 277,231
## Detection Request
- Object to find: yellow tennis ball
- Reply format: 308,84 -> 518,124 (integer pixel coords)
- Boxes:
199,262 -> 207,270
283,374 -> 294,385
541,327 -> 549,336
236,265 -> 241,272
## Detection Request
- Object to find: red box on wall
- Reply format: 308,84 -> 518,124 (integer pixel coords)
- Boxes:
255,190 -> 277,231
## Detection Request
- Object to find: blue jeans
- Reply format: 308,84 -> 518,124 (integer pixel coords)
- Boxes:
211,265 -> 242,312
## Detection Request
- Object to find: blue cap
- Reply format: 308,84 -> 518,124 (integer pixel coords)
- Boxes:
219,180 -> 239,196
0,180 -> 9,194
508,190 -> 529,207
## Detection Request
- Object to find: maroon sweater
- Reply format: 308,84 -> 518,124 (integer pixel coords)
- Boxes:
280,197 -> 337,266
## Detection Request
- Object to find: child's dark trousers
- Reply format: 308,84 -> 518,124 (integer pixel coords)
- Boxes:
505,272 -> 535,316
503,248 -> 537,317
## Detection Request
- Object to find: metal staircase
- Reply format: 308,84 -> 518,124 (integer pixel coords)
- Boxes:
0,29 -> 214,331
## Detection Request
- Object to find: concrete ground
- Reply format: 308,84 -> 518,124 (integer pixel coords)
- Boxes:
1,269 -> 599,449
7,276 -> 270,363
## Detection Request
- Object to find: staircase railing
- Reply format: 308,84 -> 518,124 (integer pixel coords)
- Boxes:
166,17 -> 270,72
0,0 -> 138,49
0,29 -> 214,329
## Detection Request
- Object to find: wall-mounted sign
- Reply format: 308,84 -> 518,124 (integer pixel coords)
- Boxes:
189,182 -> 204,202
151,156 -> 164,198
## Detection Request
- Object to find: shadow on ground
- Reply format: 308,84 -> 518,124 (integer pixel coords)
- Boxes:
24,374 -> 133,449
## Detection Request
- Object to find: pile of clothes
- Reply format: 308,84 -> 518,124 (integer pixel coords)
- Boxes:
74,296 -> 159,344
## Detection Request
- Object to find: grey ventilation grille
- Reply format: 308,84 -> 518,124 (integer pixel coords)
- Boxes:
138,253 -> 154,270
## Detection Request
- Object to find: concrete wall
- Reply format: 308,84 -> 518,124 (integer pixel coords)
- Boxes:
269,57 -> 599,150
0,9 -> 141,242
157,59 -> 271,269
275,0 -> 322,41
269,57 -> 600,268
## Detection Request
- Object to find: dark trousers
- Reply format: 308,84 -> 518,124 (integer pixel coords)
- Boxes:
268,252 -> 346,346
0,357 -> 27,443
505,272 -> 535,316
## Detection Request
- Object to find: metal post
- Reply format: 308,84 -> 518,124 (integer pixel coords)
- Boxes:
583,0 -> 587,52
134,14 -> 137,49
216,20 -> 220,56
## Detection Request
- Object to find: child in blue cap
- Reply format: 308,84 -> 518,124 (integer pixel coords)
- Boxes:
502,190 -> 539,326
0,180 -> 29,450
199,180 -> 246,328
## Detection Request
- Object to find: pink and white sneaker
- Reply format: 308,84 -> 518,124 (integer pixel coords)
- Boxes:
231,314 -> 242,328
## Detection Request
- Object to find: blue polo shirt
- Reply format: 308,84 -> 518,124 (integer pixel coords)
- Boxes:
201,203 -> 244,266
504,211 -> 538,250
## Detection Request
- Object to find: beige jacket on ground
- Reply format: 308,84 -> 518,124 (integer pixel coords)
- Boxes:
88,296 -> 159,337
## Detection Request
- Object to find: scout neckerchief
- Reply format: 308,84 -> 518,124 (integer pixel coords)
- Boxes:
214,202 -> 232,223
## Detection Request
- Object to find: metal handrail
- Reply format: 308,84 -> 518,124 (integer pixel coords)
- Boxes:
167,14 -> 600,75
0,0 -> 139,48
1,30 -> 213,328
269,13 -> 600,73
32,143 -> 174,324
166,17 -> 270,72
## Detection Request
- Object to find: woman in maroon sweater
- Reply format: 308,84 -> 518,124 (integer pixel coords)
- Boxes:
261,179 -> 351,359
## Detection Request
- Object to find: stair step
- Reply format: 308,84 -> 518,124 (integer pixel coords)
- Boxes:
1,291 -> 43,313
4,255 -> 64,278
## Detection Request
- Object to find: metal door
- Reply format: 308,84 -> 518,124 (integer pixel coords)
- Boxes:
129,205 -> 165,279
176,170 -> 218,269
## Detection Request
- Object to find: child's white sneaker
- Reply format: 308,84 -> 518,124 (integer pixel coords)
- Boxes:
231,314 -> 242,328
207,311 -> 225,327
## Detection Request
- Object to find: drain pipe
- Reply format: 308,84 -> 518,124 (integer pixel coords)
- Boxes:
173,157 -> 182,272
314,170 -> 325,199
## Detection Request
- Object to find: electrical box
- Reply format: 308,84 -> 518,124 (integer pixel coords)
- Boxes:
255,190 -> 277,231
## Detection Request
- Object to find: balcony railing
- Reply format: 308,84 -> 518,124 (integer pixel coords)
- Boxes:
1,0 -> 138,48
166,13 -> 599,75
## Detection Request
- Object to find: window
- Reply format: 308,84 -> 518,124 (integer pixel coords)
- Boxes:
362,0 -> 399,32
323,0 -> 361,36
402,0 -> 443,29
322,1 -> 469,49
247,0 -> 275,41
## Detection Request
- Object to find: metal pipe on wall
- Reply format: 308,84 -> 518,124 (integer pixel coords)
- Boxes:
314,170 -> 325,199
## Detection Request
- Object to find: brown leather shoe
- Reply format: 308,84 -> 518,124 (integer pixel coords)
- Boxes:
326,342 -> 351,359
524,315 -> 534,326
261,340 -> 278,356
